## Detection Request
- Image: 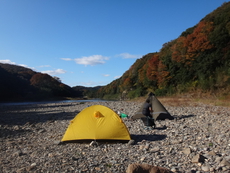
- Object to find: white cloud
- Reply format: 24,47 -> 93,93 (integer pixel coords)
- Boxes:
78,81 -> 106,87
0,59 -> 16,64
103,74 -> 110,77
18,64 -> 36,70
42,69 -> 66,75
39,65 -> 51,68
74,55 -> 109,66
116,53 -> 141,59
79,81 -> 96,86
61,58 -> 72,61
114,75 -> 121,79
18,64 -> 29,68
0,59 -> 35,69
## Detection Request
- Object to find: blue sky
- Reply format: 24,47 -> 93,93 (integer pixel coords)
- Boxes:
0,0 -> 228,87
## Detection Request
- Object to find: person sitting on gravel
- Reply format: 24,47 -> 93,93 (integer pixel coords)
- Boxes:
142,98 -> 155,130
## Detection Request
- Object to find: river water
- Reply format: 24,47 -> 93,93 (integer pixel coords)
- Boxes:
0,99 -> 108,106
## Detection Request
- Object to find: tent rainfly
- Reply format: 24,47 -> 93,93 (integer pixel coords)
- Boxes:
61,105 -> 131,142
132,93 -> 174,120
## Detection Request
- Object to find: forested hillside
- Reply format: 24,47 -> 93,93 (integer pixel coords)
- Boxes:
0,63 -> 76,102
92,2 -> 230,99
2,2 -> 230,101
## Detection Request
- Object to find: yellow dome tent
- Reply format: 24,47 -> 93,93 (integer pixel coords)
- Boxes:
61,105 -> 131,142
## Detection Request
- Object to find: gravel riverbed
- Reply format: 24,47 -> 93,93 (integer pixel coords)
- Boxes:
0,100 -> 229,173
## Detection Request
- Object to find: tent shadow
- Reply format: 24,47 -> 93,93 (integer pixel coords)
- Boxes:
0,104 -> 80,125
60,135 -> 167,145
60,139 -> 131,145
154,126 -> 167,130
0,128 -> 32,138
131,134 -> 167,142
174,114 -> 196,120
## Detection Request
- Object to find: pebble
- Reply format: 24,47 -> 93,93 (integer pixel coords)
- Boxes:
201,164 -> 210,172
0,101 -> 230,173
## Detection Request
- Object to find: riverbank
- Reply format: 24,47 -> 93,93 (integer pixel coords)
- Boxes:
0,101 -> 229,172
0,99 -> 107,106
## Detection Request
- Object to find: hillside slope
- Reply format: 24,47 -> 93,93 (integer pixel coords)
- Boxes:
94,2 -> 230,99
0,63 -> 76,102
2,2 -> 230,101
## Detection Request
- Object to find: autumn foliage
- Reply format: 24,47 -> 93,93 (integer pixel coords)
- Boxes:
95,2 -> 230,99
1,2 -> 230,101
0,63 -> 74,101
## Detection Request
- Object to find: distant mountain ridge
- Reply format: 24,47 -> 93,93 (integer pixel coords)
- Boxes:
0,63 -> 76,102
1,2 -> 230,101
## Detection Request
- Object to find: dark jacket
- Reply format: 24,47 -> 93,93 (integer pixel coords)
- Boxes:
142,102 -> 152,116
